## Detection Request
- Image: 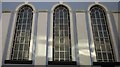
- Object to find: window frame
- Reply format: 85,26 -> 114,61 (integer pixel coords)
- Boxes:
53,5 -> 72,61
10,5 -> 33,60
90,5 -> 115,62
4,4 -> 36,64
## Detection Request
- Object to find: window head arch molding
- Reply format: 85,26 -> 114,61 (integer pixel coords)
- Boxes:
51,3 -> 72,12
90,5 -> 115,62
88,3 -> 109,12
15,3 -> 35,12
10,5 -> 33,60
53,5 -> 72,61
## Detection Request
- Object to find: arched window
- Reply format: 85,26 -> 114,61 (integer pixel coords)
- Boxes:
53,5 -> 72,61
11,5 -> 33,60
90,5 -> 115,62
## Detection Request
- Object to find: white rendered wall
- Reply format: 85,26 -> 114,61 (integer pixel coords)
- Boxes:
76,12 -> 91,65
2,13 -> 11,54
35,11 -> 48,65
112,13 -> 118,31
112,12 -> 120,61
0,17 -> 1,67
106,12 -> 119,62
1,13 -> 11,66
0,2 -> 1,66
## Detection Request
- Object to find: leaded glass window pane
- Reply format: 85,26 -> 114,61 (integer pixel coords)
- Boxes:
53,5 -> 72,61
11,5 -> 33,60
90,5 -> 115,62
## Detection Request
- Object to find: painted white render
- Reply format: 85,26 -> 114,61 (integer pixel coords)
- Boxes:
76,12 -> 91,65
1,2 -> 120,66
35,11 -> 48,65
2,13 -> 11,54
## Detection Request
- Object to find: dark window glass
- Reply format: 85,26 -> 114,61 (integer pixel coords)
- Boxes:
90,5 -> 114,62
11,5 -> 33,60
53,5 -> 71,61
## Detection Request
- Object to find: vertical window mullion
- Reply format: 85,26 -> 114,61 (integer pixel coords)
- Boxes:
11,5 -> 33,60
90,5 -> 114,62
53,5 -> 71,61
100,10 -> 109,61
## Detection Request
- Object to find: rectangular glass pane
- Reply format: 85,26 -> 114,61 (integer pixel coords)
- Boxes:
24,44 -> 29,50
101,19 -> 105,24
65,52 -> 69,59
103,53 -> 107,59
108,53 -> 113,59
60,44 -> 64,51
13,50 -> 18,59
55,45 -> 59,51
19,44 -> 23,50
97,52 -> 102,59
18,51 -> 22,59
24,51 -> 28,58
101,45 -> 106,51
14,44 -> 19,50
53,6 -> 71,61
11,6 -> 33,60
95,44 -> 101,51
97,19 -> 101,25
55,52 -> 59,58
60,52 -> 64,58
103,31 -> 108,37
65,45 -> 69,51
98,25 -> 102,30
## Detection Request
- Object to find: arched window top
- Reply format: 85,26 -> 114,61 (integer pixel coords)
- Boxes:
18,5 -> 33,13
90,5 -> 106,11
90,5 -> 115,62
10,4 -> 33,60
90,5 -> 106,19
53,5 -> 72,61
54,5 -> 69,12
53,5 -> 70,20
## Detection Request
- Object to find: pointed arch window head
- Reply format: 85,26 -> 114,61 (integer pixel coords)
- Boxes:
53,5 -> 72,61
90,5 -> 115,62
10,5 -> 33,60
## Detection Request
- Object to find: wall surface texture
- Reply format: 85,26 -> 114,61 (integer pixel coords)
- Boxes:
2,2 -> 119,66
